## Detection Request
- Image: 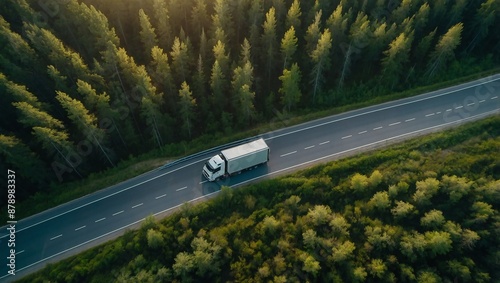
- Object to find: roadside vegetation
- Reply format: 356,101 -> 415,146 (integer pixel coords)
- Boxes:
1,0 -> 500,219
19,115 -> 500,282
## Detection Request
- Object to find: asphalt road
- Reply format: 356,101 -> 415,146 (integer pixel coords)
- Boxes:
1,75 -> 499,281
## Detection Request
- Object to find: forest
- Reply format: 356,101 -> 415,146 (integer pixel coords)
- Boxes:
1,0 -> 499,201
19,114 -> 500,282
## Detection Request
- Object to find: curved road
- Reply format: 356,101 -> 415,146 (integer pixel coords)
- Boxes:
1,75 -> 499,281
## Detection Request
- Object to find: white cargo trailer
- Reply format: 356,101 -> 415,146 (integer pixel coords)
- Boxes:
203,138 -> 269,181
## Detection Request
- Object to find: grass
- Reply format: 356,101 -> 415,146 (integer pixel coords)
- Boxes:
4,67 -> 500,222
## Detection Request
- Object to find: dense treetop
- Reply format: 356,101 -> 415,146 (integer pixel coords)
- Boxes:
0,0 -> 499,196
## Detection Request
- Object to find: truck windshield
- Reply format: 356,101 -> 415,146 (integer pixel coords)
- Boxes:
205,161 -> 218,173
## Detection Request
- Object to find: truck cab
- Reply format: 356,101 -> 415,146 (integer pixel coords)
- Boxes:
202,154 -> 226,181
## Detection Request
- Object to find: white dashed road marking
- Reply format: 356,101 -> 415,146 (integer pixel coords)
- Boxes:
112,210 -> 124,216
319,141 -> 330,145
455,106 -> 463,109
467,103 -> 475,106
50,235 -> 62,241
389,122 -> 401,126
342,135 -> 352,139
280,151 -> 297,157
132,203 -> 143,208
425,113 -> 435,117
75,226 -> 86,231
155,194 -> 167,199
373,126 -> 383,130
95,218 -> 105,223
405,118 -> 415,122
176,187 -> 187,192
492,96 -> 498,99
479,100 -> 485,103
358,131 -> 367,135
15,250 -> 25,255
304,145 -> 315,150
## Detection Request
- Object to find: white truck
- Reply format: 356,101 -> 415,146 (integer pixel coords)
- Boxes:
203,138 -> 270,181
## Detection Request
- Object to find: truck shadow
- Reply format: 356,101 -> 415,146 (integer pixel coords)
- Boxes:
200,164 -> 270,195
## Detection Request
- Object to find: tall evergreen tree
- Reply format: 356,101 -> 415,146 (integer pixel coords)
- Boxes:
466,0 -> 497,53
339,12 -> 370,89
138,9 -> 158,61
281,26 -> 298,69
0,134 -> 48,188
152,0 -> 173,50
24,23 -> 95,86
240,38 -> 252,67
231,60 -> 255,123
170,37 -> 190,85
310,29 -> 332,103
1,73 -> 43,109
286,0 -> 302,30
210,60 -> 227,113
211,0 -> 233,46
262,7 -> 278,92
381,32 -> 413,89
191,0 -> 210,36
427,23 -> 463,78
305,10 -> 323,54
149,46 -> 175,109
178,81 -> 197,138
279,63 -> 302,112
56,91 -> 114,166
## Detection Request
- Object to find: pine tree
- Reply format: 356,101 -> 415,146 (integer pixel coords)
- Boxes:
0,134 -> 48,186
285,0 -> 302,30
426,23 -> 463,78
192,54 -> 209,121
381,32 -> 413,89
140,95 -> 165,148
339,12 -> 370,89
0,16 -> 38,81
211,60 -> 226,113
138,9 -> 158,61
281,26 -> 298,69
391,0 -> 412,24
191,0 -> 209,36
32,126 -> 82,180
13,101 -> 64,130
1,73 -> 43,109
262,7 -> 278,91
149,46 -> 175,108
24,23 -> 94,84
466,0 -> 497,53
152,0 -> 173,50
414,28 -> 437,67
305,10 -> 322,54
56,91 -> 114,166
76,79 -> 126,147
231,60 -> 255,126
211,0 -> 233,46
310,29 -> 332,103
240,38 -> 252,67
212,40 -> 230,77
57,1 -> 120,62
170,37 -> 190,85
413,2 -> 430,37
178,81 -> 197,138
279,63 -> 302,112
